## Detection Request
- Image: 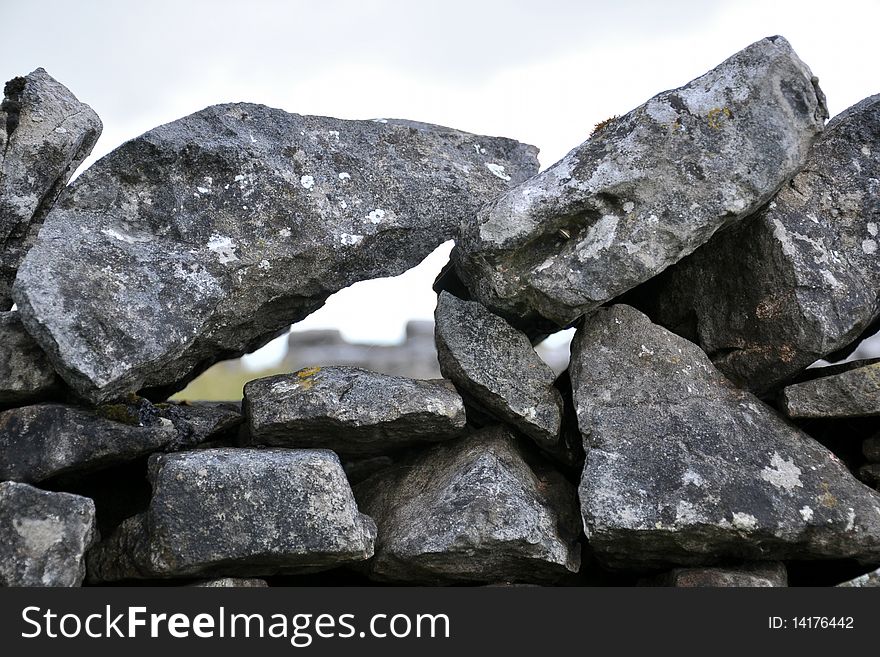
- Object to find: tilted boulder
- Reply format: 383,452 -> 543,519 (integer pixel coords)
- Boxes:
0,481 -> 97,587
88,448 -> 376,580
0,311 -> 61,405
453,36 -> 827,332
629,95 -> 880,394
1,68 -> 101,309
571,305 -> 880,569
354,426 -> 581,584
643,562 -> 787,587
12,106 -> 538,403
434,291 -> 563,451
780,360 -> 880,418
0,398 -> 241,483
837,567 -> 880,587
243,366 -> 466,456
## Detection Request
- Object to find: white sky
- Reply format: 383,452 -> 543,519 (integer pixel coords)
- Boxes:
4,0 -> 879,367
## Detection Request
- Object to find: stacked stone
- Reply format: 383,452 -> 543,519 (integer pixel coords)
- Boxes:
2,35 -> 879,587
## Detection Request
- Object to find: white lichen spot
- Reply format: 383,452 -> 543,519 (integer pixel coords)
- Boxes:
845,507 -> 856,531
474,143 -> 488,155
101,227 -> 150,244
578,214 -> 619,259
340,200 -> 348,209
328,130 -> 340,140
339,233 -> 364,246
622,201 -> 635,213
54,126 -> 68,134
279,228 -> 292,238
732,512 -> 758,531
862,239 -> 878,255
372,118 -> 388,124
207,234 -> 238,264
682,470 -> 704,487
674,500 -> 703,524
338,172 -> 351,181
13,517 -> 63,554
868,222 -> 878,237
862,145 -> 872,157
638,344 -> 655,358
300,174 -> 316,190
799,505 -> 814,522
760,452 -> 803,492
258,259 -> 271,270
486,163 -> 511,181
196,186 -> 211,194
366,208 -> 386,224
234,174 -> 246,182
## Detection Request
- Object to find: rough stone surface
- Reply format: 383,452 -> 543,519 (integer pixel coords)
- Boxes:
87,448 -> 376,580
0,481 -> 96,586
864,436 -> 880,463
859,464 -> 880,489
434,291 -> 563,450
1,69 -> 101,309
644,562 -> 787,587
190,577 -> 268,587
780,361 -> 880,418
629,95 -> 880,394
355,426 -> 581,584
571,305 -> 880,569
0,311 -> 60,405
454,36 -> 827,332
837,567 -> 880,587
0,398 -> 241,483
243,366 -> 465,456
12,106 -> 538,403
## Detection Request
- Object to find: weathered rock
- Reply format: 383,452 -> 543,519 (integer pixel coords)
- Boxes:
0,311 -> 61,405
0,481 -> 96,586
12,107 -> 538,403
629,95 -> 880,394
571,305 -> 880,569
643,562 -> 787,587
87,448 -> 376,580
780,361 -> 880,418
434,291 -> 563,450
354,426 -> 581,584
837,567 -> 880,587
0,398 -> 241,483
243,366 -> 465,456
190,578 -> 268,587
864,435 -> 880,463
453,36 -> 827,332
1,69 -> 101,309
858,464 -> 880,489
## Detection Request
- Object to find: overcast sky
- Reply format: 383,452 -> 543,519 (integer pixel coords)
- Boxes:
4,0 -> 879,366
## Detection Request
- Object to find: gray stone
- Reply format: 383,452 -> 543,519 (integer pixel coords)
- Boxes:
571,305 -> 880,569
453,36 -> 827,332
0,481 -> 96,586
837,567 -> 880,587
190,578 -> 268,587
863,436 -> 880,463
87,448 -> 376,580
0,311 -> 60,405
780,361 -> 880,418
858,464 -> 880,489
643,562 -> 787,587
354,426 -> 581,584
1,69 -> 101,308
243,366 -> 466,456
434,291 -> 562,450
0,398 -> 241,483
12,106 -> 538,403
629,95 -> 880,394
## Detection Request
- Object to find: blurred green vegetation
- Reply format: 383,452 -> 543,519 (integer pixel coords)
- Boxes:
171,362 -> 291,402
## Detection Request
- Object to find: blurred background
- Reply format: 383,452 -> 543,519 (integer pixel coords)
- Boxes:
3,0 -> 878,399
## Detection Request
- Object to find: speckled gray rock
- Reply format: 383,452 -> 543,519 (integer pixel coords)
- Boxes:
1,69 -> 101,309
190,578 -> 268,587
0,398 -> 241,483
12,106 -> 538,403
87,448 -> 376,580
629,96 -> 880,394
571,305 -> 880,569
0,481 -> 96,586
355,426 -> 581,584
434,292 -> 562,450
837,567 -> 880,587
243,366 -> 466,456
780,361 -> 880,418
644,562 -> 787,587
0,311 -> 60,405
454,36 -> 826,332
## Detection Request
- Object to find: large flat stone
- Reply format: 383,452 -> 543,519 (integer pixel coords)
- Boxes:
571,305 -> 880,569
780,361 -> 880,418
454,36 -> 826,332
12,106 -> 537,403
